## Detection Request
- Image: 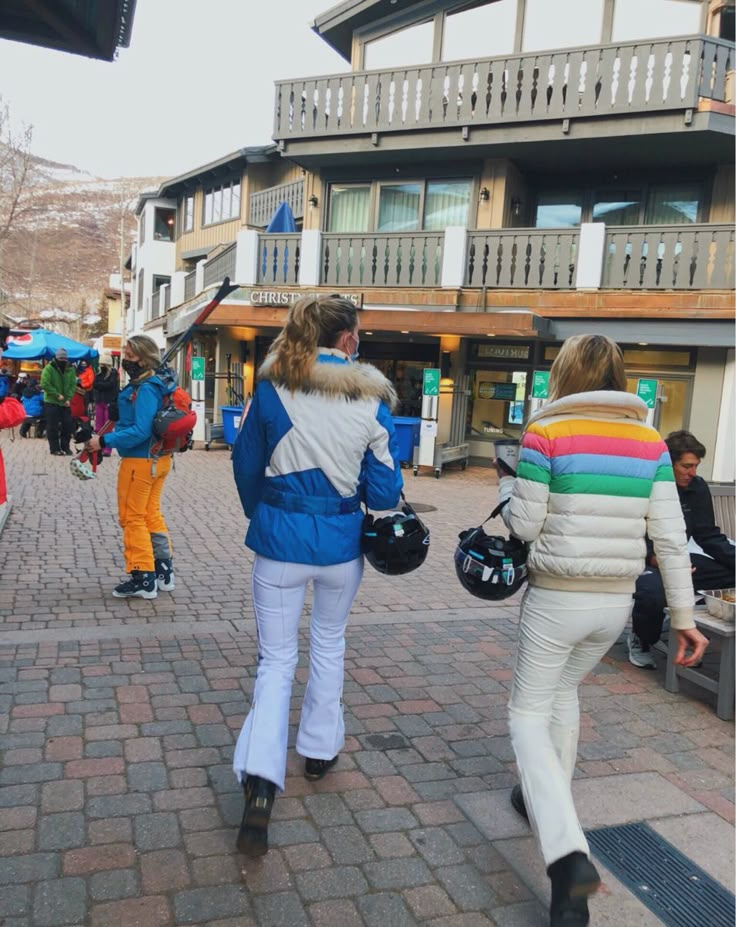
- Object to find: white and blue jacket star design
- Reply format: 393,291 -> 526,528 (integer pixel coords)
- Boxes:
232,349 -> 403,566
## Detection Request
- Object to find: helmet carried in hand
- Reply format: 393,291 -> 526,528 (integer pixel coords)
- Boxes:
455,501 -> 528,600
362,498 -> 430,575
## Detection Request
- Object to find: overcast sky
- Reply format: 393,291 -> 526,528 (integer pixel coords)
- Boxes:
0,0 -> 345,179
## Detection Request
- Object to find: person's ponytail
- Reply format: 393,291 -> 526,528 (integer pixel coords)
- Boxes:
267,297 -> 321,391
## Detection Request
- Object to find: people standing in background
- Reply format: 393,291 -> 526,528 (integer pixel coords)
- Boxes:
19,378 -> 45,438
496,334 -> 708,927
0,333 -> 27,501
40,348 -> 76,456
93,354 -> 119,456
70,359 -> 94,427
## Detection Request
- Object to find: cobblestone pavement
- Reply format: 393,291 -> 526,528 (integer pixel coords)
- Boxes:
0,437 -> 733,927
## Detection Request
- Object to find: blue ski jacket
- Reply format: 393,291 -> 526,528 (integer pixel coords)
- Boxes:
233,350 -> 403,566
104,370 -> 175,459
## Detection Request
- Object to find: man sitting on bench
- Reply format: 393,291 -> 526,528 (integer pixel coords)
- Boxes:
629,430 -> 735,669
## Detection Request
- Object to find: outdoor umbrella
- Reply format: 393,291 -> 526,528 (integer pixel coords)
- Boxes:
3,329 -> 99,362
266,201 -> 297,233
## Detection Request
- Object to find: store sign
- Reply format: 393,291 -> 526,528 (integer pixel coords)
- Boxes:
191,357 -> 205,382
532,370 -> 550,399
477,344 -> 530,360
636,378 -> 658,409
248,290 -> 361,307
422,368 -> 440,397
478,382 -> 517,400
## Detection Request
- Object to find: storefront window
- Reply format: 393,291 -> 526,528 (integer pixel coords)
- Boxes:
442,0 -> 517,60
468,369 -> 527,439
523,0 -> 604,52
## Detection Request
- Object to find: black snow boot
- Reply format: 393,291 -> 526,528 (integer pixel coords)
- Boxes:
155,558 -> 175,592
237,775 -> 276,857
548,851 -> 601,927
112,571 -> 157,599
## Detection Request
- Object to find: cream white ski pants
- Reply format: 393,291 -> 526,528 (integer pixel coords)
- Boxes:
509,585 -> 632,867
233,554 -> 363,791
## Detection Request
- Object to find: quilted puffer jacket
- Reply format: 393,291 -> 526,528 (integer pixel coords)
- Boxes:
498,390 -> 694,630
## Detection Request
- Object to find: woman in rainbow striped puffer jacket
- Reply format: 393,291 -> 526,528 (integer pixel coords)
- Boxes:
496,334 -> 708,927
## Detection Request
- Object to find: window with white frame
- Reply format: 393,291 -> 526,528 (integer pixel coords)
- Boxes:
442,0 -> 517,60
203,180 -> 241,226
182,195 -> 194,233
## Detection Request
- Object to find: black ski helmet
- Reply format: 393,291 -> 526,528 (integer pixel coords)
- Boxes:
362,497 -> 430,575
455,500 -> 528,600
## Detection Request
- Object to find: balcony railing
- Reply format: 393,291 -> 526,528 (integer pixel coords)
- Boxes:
257,233 -> 301,285
322,232 -> 444,288
184,270 -> 196,301
603,224 -> 735,289
274,36 -> 732,142
466,229 -> 578,289
203,243 -> 236,288
249,180 -> 305,227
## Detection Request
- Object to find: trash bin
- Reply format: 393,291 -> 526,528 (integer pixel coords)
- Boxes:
220,406 -> 244,446
493,438 -> 520,473
392,416 -> 421,465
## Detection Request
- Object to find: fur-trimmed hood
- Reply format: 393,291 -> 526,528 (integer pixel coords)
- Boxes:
259,350 -> 398,411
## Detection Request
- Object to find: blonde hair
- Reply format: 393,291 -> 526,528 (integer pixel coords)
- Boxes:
266,295 -> 358,392
126,335 -> 161,374
548,334 -> 627,401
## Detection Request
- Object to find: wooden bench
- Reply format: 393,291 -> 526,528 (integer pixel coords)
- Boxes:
709,482 -> 735,541
662,606 -> 735,721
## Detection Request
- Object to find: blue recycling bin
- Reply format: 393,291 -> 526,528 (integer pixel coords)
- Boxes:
220,406 -> 244,446
392,416 -> 421,465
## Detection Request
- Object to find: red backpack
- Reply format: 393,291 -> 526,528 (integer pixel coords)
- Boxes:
151,386 -> 196,456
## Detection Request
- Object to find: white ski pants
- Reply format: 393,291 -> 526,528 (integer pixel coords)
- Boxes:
233,554 -> 364,791
508,585 -> 632,867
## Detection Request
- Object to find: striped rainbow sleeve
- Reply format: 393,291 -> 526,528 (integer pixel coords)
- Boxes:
517,423 -> 551,485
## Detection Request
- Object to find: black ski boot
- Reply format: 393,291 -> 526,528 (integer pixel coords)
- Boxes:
548,851 -> 601,927
304,755 -> 339,781
155,558 -> 175,592
112,571 -> 157,599
237,775 -> 276,857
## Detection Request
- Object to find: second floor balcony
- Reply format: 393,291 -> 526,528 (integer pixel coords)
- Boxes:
274,35 -> 733,161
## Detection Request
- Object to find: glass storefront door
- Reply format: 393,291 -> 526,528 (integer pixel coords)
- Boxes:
468,369 -> 528,440
626,375 -> 691,434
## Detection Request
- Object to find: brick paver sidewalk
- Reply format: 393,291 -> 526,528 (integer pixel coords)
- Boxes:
0,437 -> 733,926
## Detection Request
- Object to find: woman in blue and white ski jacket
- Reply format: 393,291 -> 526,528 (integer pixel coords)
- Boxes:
231,295 -> 403,857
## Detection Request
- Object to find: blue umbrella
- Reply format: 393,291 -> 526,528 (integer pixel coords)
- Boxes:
3,329 -> 99,362
266,201 -> 297,233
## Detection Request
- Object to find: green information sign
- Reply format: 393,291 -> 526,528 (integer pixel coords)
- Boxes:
636,378 -> 658,409
191,357 -> 205,382
532,370 -> 550,399
422,368 -> 440,397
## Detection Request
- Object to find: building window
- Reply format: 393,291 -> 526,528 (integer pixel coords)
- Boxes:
154,208 -> 175,241
611,0 -> 702,42
592,190 -> 642,226
443,0 -> 517,60
535,191 -> 584,228
645,184 -> 700,224
182,195 -> 194,233
203,180 -> 241,226
137,270 -> 144,311
363,19 -> 434,70
152,274 -> 171,292
523,0 -> 605,52
328,179 -> 472,233
327,184 -> 371,232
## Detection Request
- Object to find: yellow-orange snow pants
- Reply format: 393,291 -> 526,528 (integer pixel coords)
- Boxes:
117,456 -> 172,573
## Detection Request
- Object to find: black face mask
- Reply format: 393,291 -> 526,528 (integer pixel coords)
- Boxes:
122,359 -> 144,380
56,360 -> 67,371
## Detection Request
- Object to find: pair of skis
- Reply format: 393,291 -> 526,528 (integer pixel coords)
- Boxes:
71,277 -> 239,480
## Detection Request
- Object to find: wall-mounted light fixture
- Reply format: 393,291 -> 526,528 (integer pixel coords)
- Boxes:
479,186 -> 490,202
308,194 -> 319,208
510,196 -> 523,217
